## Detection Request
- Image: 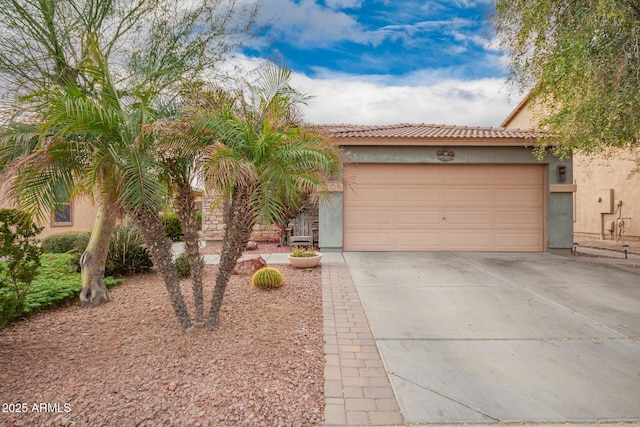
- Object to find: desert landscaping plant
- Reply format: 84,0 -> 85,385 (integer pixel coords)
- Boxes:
0,209 -> 42,326
183,65 -> 343,329
0,0 -> 258,330
290,246 -> 318,257
252,267 -> 285,289
173,253 -> 206,279
103,226 -> 153,277
41,232 -> 91,254
162,213 -> 184,241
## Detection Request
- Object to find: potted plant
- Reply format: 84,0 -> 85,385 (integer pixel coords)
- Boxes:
287,246 -> 322,268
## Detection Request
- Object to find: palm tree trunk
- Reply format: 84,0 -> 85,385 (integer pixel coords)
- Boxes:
79,197 -> 116,306
131,207 -> 193,331
173,182 -> 204,327
205,189 -> 255,330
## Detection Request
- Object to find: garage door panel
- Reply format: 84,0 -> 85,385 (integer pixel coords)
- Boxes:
495,166 -> 543,183
445,232 -> 493,250
345,210 -> 393,226
495,188 -> 543,204
495,232 -> 543,251
445,210 -> 492,226
347,165 -> 395,183
445,168 -> 493,184
397,165 -> 444,184
343,164 -> 545,252
397,210 -> 442,226
495,210 -> 544,226
346,187 -> 393,206
344,231 -> 393,251
446,188 -> 492,204
397,188 -> 442,204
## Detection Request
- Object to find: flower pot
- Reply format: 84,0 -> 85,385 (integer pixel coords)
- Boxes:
287,254 -> 322,268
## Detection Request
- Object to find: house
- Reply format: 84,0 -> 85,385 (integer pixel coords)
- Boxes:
502,97 -> 640,242
317,123 -> 574,253
0,182 -> 99,239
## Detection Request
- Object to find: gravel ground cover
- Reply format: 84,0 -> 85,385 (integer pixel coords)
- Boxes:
0,265 -> 323,427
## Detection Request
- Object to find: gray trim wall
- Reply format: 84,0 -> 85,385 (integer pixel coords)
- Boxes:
319,145 -> 574,252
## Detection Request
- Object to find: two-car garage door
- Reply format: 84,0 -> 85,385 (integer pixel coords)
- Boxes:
343,164 -> 545,252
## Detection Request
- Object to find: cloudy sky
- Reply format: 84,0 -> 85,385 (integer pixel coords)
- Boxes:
236,0 -> 524,127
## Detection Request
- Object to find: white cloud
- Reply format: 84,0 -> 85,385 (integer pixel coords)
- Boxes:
255,0 -> 375,47
324,0 -> 364,9
225,54 -> 518,127
292,73 -> 515,126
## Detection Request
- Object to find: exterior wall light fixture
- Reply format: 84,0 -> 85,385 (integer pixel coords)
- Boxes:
557,165 -> 567,183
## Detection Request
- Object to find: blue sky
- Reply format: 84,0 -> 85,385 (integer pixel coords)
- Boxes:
234,0 -> 523,127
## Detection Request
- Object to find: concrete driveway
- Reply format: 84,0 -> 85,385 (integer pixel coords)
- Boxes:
343,252 -> 640,424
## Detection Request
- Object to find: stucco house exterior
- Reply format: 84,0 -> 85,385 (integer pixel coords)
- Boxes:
502,97 -> 640,242
0,186 -> 98,239
317,123 -> 574,253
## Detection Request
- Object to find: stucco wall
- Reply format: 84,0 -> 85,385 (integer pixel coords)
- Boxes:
319,145 -> 574,252
573,152 -> 640,240
503,97 -> 640,242
0,188 -> 97,239
38,196 -> 98,239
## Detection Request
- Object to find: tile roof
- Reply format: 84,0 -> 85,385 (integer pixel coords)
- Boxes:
323,123 -> 536,139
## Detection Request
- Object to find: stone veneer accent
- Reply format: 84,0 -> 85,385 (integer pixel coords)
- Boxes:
201,193 -> 319,243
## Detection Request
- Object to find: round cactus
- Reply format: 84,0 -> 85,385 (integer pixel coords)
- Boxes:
252,267 -> 285,289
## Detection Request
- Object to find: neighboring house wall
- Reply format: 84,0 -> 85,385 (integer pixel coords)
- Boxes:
502,101 -> 640,241
40,196 -> 98,239
0,187 -> 98,239
573,153 -> 640,240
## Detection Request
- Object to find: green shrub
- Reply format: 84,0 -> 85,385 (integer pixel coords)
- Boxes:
196,211 -> 202,231
41,231 -> 91,254
173,253 -> 206,279
162,213 -> 183,241
104,226 -> 153,277
0,292 -> 19,328
252,267 -> 284,289
10,253 -> 122,321
0,209 -> 42,327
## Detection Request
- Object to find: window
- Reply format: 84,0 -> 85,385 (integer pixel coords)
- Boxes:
52,189 -> 73,226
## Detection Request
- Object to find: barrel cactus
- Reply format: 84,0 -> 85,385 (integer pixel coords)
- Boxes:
252,267 -> 284,289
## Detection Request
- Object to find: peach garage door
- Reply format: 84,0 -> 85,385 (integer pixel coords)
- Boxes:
343,164 -> 545,252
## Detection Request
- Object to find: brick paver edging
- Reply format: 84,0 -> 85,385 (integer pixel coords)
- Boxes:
322,261 -> 404,426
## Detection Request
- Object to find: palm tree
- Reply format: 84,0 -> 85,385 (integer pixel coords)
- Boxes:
0,0 -> 257,316
182,66 -> 344,330
0,34 -> 194,330
152,122 -> 208,327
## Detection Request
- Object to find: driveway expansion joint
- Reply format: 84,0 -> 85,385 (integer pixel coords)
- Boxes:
389,372 -> 501,423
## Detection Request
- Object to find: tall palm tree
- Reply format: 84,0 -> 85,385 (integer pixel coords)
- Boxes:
183,66 -> 344,330
152,119 -> 208,327
0,0 -> 257,318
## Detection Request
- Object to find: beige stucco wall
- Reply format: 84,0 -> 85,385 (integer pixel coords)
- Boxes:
0,186 -> 98,239
38,196 -> 98,239
573,152 -> 640,240
503,99 -> 640,240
